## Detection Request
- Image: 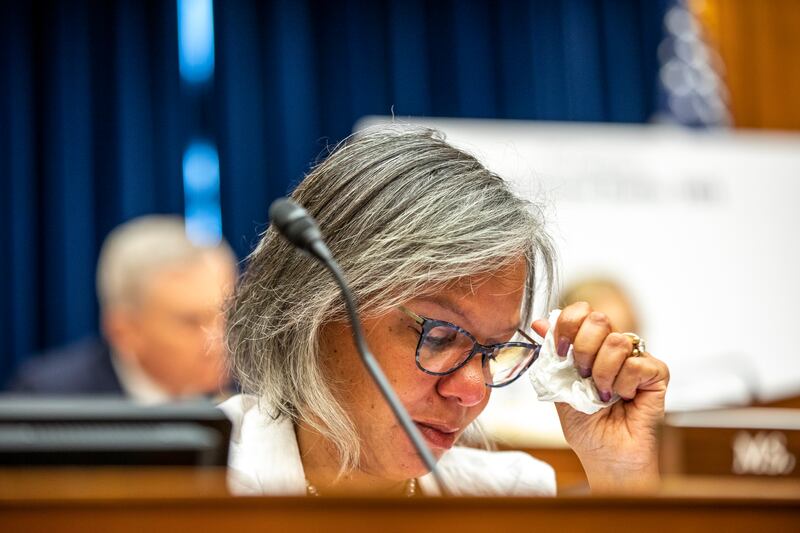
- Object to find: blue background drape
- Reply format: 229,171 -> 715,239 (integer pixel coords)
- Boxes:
0,0 -> 669,386
0,0 -> 185,384
215,0 -> 669,259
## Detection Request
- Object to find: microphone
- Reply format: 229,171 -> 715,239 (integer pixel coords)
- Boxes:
268,199 -> 332,262
269,198 -> 449,496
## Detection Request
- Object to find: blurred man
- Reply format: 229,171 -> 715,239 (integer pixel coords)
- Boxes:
8,215 -> 238,403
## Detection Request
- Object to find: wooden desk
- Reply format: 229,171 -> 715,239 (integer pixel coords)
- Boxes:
2,493 -> 798,533
0,469 -> 798,533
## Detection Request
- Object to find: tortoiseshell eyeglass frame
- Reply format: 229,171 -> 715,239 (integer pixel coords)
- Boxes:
398,305 -> 542,388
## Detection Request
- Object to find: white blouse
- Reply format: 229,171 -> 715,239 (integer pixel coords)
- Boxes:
219,394 -> 556,497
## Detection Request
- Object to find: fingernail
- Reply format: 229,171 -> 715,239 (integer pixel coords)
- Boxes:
599,390 -> 612,402
578,366 -> 592,378
557,336 -> 570,357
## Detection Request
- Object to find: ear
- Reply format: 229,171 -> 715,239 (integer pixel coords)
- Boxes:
101,308 -> 139,360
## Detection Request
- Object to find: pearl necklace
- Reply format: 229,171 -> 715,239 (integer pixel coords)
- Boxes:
305,478 -> 417,497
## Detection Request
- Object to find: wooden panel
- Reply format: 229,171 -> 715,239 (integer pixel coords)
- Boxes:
0,468 -> 230,500
758,394 -> 800,409
1,492 -> 799,533
660,475 -> 800,499
693,0 -> 800,130
1,468 -> 798,532
660,408 -> 800,478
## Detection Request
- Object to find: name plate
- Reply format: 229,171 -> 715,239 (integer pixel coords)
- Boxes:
660,408 -> 800,478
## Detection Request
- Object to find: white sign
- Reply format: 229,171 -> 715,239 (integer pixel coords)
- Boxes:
357,118 -> 800,438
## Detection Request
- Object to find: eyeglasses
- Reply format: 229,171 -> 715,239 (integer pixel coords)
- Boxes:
399,306 -> 541,388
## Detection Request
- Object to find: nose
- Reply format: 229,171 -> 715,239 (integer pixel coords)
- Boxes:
436,354 -> 487,407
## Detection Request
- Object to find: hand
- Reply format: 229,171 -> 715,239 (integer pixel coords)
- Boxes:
532,302 -> 670,493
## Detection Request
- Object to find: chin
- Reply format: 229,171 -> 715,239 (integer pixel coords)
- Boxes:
363,426 -> 455,481
383,460 -> 432,482
393,443 -> 448,480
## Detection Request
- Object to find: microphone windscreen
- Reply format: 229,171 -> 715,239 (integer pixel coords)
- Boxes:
269,197 -> 323,252
269,197 -> 304,231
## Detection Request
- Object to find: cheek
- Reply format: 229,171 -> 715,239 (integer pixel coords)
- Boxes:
373,326 -> 437,403
154,327 -> 192,354
326,321 -> 437,420
142,322 -> 201,365
395,372 -> 440,410
319,324 -> 374,406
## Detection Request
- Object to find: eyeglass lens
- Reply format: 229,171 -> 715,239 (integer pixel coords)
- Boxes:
418,324 -> 536,386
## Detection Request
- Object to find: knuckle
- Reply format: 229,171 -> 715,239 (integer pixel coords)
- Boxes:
647,354 -> 670,383
606,332 -> 632,351
617,391 -> 636,401
562,301 -> 591,321
624,356 -> 645,373
558,302 -> 591,336
588,311 -> 610,327
567,301 -> 592,313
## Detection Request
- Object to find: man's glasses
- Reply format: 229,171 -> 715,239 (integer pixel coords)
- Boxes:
399,306 -> 541,388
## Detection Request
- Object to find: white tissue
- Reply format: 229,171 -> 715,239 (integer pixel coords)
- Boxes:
529,309 -> 619,415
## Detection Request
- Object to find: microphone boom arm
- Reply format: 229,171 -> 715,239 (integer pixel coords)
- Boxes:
270,198 -> 449,496
310,241 -> 450,496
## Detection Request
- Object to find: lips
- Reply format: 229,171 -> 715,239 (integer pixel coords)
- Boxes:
413,421 -> 459,450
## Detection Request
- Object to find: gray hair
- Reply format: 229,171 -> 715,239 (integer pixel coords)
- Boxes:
97,215 -> 235,310
227,126 -> 556,471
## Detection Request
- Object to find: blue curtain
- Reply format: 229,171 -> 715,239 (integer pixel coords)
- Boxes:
1,0 -> 669,386
0,0 -> 185,385
215,0 -> 670,259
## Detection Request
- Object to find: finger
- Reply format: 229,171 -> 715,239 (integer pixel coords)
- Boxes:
531,319 -> 549,338
571,311 -> 613,376
590,332 -> 633,400
554,302 -> 592,357
612,354 -> 670,400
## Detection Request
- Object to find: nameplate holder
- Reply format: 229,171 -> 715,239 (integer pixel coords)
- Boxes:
660,408 -> 800,478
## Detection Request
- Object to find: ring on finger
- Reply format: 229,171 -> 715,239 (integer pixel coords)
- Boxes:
621,332 -> 646,358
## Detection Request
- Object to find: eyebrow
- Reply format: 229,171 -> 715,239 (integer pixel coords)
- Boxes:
423,296 -> 521,344
486,327 -> 523,345
425,296 -> 469,323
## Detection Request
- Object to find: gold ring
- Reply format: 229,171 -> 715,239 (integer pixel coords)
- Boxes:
622,332 -> 646,357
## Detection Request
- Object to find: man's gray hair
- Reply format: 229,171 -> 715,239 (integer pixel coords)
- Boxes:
227,126 -> 556,471
97,215 -> 234,310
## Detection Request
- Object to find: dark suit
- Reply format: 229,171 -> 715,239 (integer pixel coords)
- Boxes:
6,337 -> 124,395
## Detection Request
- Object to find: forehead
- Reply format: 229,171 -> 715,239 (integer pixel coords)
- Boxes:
448,258 -> 527,296
413,258 -> 528,339
139,251 -> 236,312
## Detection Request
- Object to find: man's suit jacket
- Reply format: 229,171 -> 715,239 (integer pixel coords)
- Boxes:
6,337 -> 124,395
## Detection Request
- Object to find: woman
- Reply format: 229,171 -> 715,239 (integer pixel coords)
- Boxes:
222,126 -> 669,496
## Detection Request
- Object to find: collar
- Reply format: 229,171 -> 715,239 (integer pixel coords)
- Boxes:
110,351 -> 173,405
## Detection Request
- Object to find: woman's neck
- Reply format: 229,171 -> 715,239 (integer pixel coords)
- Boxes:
295,422 -> 410,496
